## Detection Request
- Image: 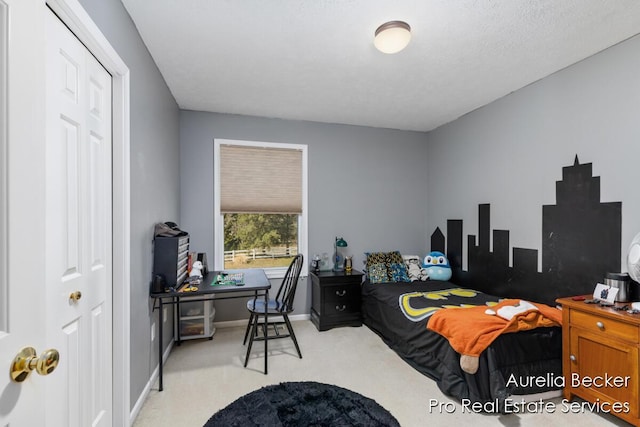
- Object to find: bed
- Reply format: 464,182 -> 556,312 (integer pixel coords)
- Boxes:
361,279 -> 563,407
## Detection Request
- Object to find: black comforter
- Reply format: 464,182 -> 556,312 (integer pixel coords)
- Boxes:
361,280 -> 562,405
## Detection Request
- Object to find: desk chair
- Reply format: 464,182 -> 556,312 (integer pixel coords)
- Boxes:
243,254 -> 304,369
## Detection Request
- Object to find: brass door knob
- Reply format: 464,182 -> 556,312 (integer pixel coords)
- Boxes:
10,347 -> 60,382
69,291 -> 82,302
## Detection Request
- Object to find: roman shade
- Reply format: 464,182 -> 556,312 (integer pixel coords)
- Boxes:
220,144 -> 303,214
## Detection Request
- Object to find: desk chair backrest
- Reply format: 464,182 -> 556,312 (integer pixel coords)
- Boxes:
274,254 -> 304,314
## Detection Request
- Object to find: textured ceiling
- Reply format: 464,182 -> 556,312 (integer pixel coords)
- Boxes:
121,0 -> 640,132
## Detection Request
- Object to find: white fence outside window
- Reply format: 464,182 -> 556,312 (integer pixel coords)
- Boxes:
224,246 -> 298,262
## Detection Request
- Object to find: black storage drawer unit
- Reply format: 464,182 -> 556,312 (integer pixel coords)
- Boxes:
153,235 -> 190,288
310,269 -> 363,331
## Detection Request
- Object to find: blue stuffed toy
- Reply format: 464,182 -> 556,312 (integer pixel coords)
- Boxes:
423,251 -> 452,281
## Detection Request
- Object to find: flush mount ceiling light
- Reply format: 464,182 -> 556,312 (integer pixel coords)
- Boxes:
374,20 -> 411,54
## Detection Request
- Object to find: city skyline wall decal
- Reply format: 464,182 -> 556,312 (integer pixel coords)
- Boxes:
431,156 -> 622,305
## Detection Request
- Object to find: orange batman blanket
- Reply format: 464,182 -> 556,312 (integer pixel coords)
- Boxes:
427,299 -> 562,357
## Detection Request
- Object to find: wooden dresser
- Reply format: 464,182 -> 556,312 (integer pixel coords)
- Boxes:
557,296 -> 640,426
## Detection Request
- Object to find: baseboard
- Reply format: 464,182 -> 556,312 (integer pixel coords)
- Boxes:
129,339 -> 174,425
214,313 -> 310,329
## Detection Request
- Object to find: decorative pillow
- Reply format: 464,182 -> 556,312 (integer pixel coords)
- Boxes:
388,263 -> 410,282
386,251 -> 411,282
365,251 -> 410,283
365,252 -> 390,283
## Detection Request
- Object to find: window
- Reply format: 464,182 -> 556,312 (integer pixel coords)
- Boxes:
214,139 -> 308,278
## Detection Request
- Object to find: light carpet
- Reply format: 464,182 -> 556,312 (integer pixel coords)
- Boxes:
133,320 -> 625,427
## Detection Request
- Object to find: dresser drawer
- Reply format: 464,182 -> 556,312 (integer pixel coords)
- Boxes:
570,309 -> 639,342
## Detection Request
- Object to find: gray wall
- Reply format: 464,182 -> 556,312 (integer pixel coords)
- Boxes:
78,0 -> 181,410
426,34 -> 640,275
179,112 -> 430,321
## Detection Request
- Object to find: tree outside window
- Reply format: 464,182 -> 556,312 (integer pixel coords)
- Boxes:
223,213 -> 298,269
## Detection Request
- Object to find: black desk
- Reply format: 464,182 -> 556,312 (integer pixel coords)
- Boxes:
150,269 -> 270,391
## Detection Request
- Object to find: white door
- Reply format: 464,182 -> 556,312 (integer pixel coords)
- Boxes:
45,8 -> 113,427
0,0 -> 47,426
1,1 -> 123,426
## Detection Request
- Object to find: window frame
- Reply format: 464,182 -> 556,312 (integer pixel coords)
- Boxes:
214,139 -> 308,279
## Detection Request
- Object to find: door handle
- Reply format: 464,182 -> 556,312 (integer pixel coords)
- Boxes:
10,347 -> 60,382
69,290 -> 82,302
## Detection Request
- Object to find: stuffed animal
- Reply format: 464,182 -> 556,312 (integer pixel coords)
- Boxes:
402,255 -> 429,281
189,261 -> 204,278
423,251 -> 452,281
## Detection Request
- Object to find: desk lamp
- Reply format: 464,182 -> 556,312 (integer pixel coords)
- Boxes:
333,237 -> 348,272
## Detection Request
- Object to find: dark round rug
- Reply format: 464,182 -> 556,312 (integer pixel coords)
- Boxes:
203,381 -> 400,427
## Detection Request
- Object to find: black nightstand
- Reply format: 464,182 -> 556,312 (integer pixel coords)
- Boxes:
310,269 -> 364,331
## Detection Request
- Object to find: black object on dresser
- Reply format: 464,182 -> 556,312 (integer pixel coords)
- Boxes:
310,269 -> 364,331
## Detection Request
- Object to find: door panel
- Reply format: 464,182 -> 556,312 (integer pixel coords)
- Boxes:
0,0 -> 8,333
570,328 -> 639,417
46,9 -> 113,427
0,1 -> 47,425
63,321 -> 81,427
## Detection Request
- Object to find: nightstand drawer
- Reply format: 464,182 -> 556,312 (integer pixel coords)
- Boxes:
323,285 -> 359,305
570,310 -> 638,342
323,299 -> 359,316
